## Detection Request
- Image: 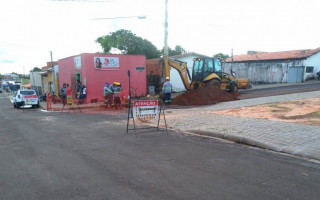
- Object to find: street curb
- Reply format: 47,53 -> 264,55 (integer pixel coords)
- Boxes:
39,101 -> 46,110
240,80 -> 319,92
189,130 -> 320,161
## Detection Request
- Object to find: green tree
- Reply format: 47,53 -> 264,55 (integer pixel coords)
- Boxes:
30,67 -> 41,72
161,45 -> 187,56
213,53 -> 229,62
96,29 -> 161,59
172,45 -> 186,55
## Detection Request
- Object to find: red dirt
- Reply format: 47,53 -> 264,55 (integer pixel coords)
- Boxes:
172,87 -> 240,106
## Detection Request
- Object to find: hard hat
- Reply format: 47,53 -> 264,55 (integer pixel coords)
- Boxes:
105,82 -> 109,85
166,77 -> 170,80
113,82 -> 117,85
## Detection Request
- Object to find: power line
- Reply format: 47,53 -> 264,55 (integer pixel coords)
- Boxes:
91,16 -> 147,20
51,0 -> 115,2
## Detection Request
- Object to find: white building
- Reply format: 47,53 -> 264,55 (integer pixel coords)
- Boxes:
169,52 -> 209,92
223,48 -> 320,83
30,71 -> 43,94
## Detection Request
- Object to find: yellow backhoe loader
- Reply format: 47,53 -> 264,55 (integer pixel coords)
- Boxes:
163,56 -> 251,92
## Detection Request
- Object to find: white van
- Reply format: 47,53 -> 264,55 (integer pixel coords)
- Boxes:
13,89 -> 40,109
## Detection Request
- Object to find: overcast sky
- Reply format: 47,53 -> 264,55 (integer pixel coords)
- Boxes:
0,0 -> 319,74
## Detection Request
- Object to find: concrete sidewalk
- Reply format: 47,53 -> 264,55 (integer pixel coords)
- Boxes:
164,90 -> 320,161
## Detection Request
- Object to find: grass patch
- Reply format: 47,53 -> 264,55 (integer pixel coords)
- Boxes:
268,103 -> 280,108
280,110 -> 320,120
290,101 -> 306,106
311,111 -> 320,117
268,105 -> 292,113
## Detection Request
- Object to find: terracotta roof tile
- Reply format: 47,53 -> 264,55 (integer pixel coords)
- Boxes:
226,47 -> 320,62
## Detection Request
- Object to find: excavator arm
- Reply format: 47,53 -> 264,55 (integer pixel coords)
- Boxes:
163,56 -> 192,90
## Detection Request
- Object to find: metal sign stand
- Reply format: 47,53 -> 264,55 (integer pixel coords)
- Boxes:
126,102 -> 137,136
61,96 -> 81,113
126,99 -> 168,136
157,100 -> 168,134
126,70 -> 168,136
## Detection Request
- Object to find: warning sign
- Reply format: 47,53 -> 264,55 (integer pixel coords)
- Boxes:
133,100 -> 158,120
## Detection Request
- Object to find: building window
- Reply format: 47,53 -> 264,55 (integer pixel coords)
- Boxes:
306,66 -> 314,73
135,66 -> 145,72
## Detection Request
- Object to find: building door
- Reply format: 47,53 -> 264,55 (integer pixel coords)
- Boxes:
288,66 -> 304,83
76,72 -> 81,82
56,73 -> 60,96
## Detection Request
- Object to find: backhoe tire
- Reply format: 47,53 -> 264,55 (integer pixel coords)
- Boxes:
205,79 -> 221,89
229,81 -> 238,92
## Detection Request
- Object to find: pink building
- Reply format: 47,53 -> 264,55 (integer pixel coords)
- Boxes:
58,53 -> 146,102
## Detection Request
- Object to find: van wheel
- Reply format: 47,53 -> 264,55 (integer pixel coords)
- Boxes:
205,79 -> 221,89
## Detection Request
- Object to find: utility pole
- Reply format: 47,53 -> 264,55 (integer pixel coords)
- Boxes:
50,51 -> 55,94
163,0 -> 170,81
164,0 -> 168,57
231,48 -> 234,74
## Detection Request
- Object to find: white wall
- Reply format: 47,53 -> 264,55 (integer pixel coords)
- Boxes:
30,72 -> 42,87
170,55 -> 195,92
43,77 -> 49,93
54,65 -> 59,73
223,61 -> 289,83
303,52 -> 320,79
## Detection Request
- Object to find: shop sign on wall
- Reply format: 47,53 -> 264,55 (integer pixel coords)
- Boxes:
133,100 -> 158,120
94,57 -> 119,70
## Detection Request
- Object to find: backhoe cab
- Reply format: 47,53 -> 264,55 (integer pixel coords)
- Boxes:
191,57 -> 240,92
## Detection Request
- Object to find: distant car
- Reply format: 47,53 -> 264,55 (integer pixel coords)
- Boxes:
13,89 -> 40,109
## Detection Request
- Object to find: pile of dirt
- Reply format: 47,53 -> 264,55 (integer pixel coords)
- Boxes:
172,87 -> 240,106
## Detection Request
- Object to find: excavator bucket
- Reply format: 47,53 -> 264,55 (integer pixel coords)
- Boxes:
236,79 -> 252,89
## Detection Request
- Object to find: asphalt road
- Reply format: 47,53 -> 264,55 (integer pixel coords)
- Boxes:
1,93 -> 320,200
239,81 -> 320,99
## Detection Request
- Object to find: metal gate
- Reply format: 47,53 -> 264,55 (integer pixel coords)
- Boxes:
288,66 -> 304,83
71,74 -> 77,97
